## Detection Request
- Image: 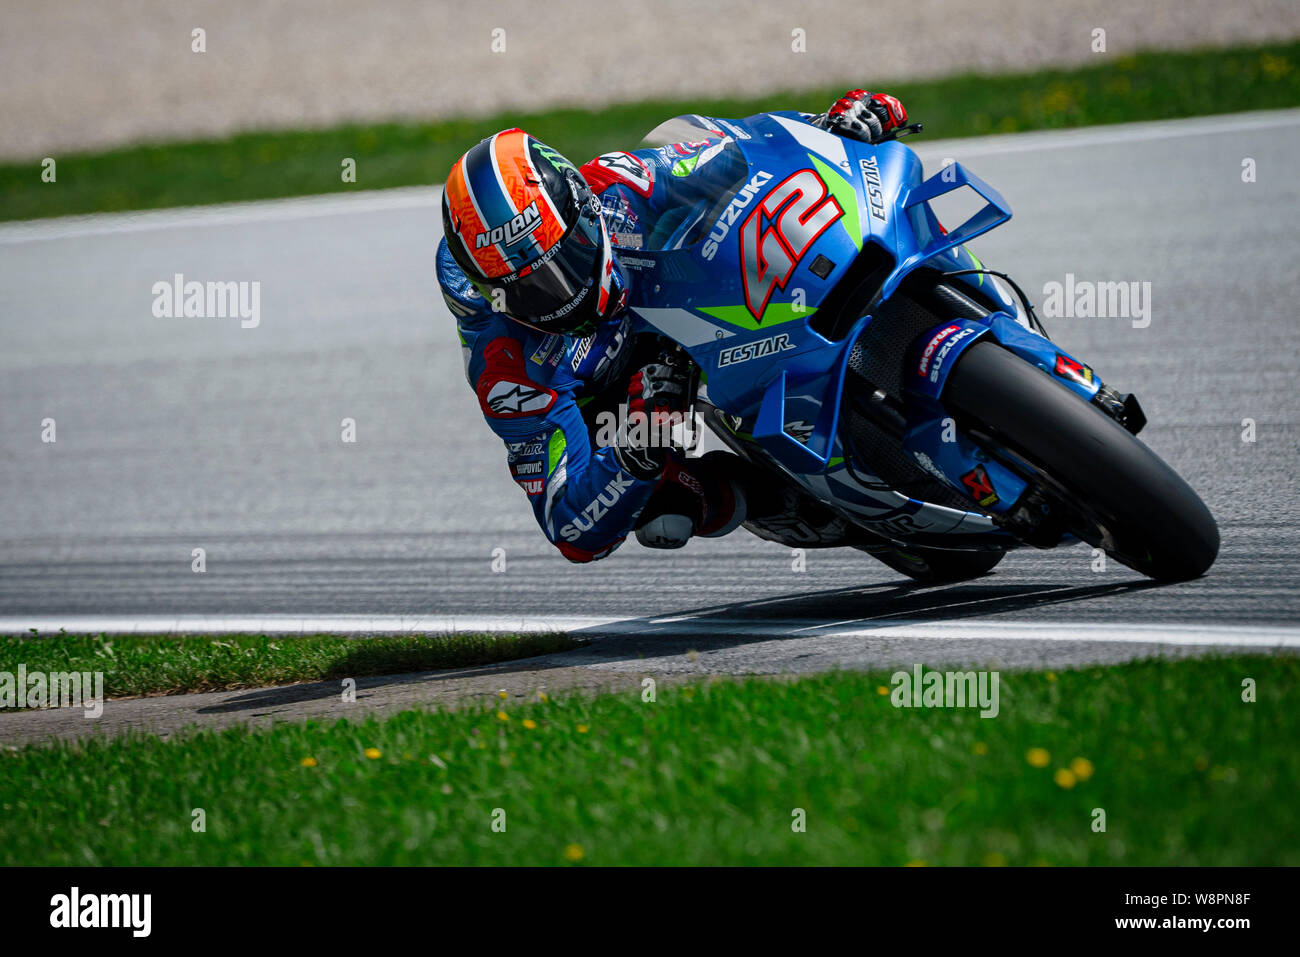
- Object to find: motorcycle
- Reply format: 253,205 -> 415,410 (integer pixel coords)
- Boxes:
619,111 -> 1218,582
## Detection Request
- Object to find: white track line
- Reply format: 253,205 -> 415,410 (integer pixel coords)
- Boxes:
3,109 -> 1296,246
2,616 -> 1297,648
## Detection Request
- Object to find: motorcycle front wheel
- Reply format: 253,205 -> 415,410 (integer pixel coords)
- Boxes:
943,341 -> 1219,581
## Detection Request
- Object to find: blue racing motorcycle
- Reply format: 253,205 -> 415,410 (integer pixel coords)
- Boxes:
622,111 -> 1219,582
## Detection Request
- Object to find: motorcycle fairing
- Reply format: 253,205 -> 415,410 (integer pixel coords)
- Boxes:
623,111 -> 1098,548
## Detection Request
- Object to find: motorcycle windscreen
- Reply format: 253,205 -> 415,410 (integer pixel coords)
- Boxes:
636,116 -> 753,252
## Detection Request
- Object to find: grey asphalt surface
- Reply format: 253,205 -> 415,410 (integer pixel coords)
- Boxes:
1,113 -> 1298,727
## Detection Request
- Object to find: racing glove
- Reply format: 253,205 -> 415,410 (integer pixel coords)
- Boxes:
813,89 -> 909,144
614,354 -> 691,480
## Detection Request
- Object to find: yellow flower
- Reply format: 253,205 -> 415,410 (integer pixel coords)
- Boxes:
1070,757 -> 1094,781
904,859 -> 927,867
1260,52 -> 1292,79
497,690 -> 508,700
299,756 -> 318,768
522,719 -> 537,730
1026,747 -> 1050,768
973,742 -> 988,755
364,747 -> 381,760
984,853 -> 1007,867
1046,672 -> 1057,683
576,724 -> 589,734
876,685 -> 889,696
1054,768 -> 1077,789
1041,85 -> 1074,115
537,692 -> 549,703
564,843 -> 584,862
496,711 -> 509,722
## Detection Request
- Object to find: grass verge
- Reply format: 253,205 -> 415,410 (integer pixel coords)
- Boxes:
3,41 -> 1298,222
0,631 -> 578,699
2,654 -> 1294,865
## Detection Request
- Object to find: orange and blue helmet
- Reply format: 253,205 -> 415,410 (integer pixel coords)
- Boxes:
442,129 -> 618,336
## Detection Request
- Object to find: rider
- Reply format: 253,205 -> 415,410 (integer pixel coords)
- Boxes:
437,90 -> 910,562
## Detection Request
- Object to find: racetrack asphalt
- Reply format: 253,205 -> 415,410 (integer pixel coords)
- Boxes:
1,111 -> 1298,741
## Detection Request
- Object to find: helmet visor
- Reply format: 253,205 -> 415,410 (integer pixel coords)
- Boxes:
480,173 -> 610,333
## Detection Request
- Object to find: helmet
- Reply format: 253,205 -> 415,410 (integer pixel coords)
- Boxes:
442,129 -> 618,336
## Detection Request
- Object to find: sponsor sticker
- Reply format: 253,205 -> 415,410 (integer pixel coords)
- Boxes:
672,154 -> 700,177
859,157 -> 887,221
530,334 -> 561,366
928,327 -> 976,383
594,152 -> 654,197
1054,353 -> 1095,385
701,170 -> 774,261
483,380 -> 555,417
559,473 -> 636,541
476,201 -> 542,250
960,464 -> 999,507
918,325 -> 960,376
718,333 -> 795,367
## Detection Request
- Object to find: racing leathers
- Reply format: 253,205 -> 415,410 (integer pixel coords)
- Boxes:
435,119 -> 758,562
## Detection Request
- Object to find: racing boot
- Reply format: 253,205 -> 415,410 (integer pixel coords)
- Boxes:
634,451 -> 750,548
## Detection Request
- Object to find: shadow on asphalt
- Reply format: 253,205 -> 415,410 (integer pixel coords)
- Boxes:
195,576 -> 1161,715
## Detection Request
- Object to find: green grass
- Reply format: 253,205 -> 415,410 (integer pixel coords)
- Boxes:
3,655 -> 1294,865
0,631 -> 578,699
3,41 -> 1298,222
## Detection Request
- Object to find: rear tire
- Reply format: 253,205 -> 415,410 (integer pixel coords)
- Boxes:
943,341 -> 1219,581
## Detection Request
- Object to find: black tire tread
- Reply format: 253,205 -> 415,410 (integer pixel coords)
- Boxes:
943,341 -> 1219,581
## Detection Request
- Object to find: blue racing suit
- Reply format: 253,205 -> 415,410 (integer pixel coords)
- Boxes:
435,117 -> 753,562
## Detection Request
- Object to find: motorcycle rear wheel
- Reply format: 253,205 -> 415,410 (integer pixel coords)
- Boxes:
943,341 -> 1219,581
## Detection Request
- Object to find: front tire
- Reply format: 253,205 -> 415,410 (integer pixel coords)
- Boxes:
943,341 -> 1219,581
